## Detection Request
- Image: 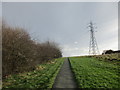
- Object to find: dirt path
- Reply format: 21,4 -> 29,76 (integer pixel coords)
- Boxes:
52,58 -> 77,88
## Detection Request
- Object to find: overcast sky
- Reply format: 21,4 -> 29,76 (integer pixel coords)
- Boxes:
2,2 -> 118,57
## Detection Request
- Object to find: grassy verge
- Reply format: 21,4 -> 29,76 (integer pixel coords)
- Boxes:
3,58 -> 64,89
69,57 -> 120,88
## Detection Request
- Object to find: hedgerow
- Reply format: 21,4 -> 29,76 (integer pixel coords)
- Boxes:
2,22 -> 62,78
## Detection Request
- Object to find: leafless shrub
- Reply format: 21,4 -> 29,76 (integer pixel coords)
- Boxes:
40,41 -> 62,62
2,22 -> 62,79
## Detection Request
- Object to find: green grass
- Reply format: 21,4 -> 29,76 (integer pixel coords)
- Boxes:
70,57 -> 120,88
3,58 -> 64,88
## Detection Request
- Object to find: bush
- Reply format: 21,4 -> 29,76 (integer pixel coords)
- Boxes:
2,22 -> 62,79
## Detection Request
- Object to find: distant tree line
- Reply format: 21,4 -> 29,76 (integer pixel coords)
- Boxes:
2,22 -> 62,79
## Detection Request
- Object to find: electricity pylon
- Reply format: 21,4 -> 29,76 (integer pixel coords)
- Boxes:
88,21 -> 100,55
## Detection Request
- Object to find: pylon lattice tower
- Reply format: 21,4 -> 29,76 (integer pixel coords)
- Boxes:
88,22 -> 100,55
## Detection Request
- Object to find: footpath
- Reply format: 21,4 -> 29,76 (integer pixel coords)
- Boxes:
52,58 -> 77,88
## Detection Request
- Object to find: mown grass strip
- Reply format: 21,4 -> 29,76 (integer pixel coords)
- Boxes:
70,57 -> 120,88
3,58 -> 64,89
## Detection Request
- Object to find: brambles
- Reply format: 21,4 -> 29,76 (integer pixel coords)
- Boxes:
3,58 -> 64,88
70,57 -> 120,88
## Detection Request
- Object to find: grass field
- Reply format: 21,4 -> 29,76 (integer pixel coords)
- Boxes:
70,56 -> 120,88
3,55 -> 120,88
3,58 -> 64,88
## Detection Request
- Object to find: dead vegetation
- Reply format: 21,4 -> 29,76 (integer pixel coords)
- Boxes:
2,21 -> 62,79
